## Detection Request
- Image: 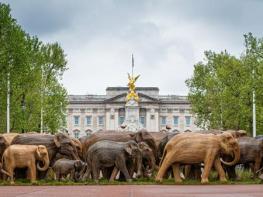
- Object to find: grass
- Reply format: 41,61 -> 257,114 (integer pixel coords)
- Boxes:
0,170 -> 262,186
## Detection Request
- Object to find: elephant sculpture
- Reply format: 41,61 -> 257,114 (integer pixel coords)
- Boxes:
82,130 -> 157,161
2,144 -> 50,183
0,133 -> 18,179
70,137 -> 83,160
11,133 -> 80,179
0,135 -> 9,159
109,141 -> 156,181
225,136 -> 263,179
12,133 -> 79,165
138,142 -> 156,177
83,140 -> 140,183
157,132 -> 179,163
155,132 -> 240,183
52,158 -> 87,181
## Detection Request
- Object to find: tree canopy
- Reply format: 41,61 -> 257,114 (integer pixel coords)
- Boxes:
186,33 -> 263,135
0,3 -> 68,133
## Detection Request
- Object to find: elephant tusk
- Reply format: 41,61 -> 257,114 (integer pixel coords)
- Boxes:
1,169 -> 11,177
256,166 -> 263,174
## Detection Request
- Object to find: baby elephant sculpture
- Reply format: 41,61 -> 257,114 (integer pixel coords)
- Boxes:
156,132 -> 240,183
52,158 -> 87,181
2,144 -> 50,183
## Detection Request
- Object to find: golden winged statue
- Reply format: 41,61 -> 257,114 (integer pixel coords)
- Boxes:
126,73 -> 140,102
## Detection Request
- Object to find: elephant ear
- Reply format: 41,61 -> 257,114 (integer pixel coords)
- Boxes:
36,145 -> 46,158
135,131 -> 143,142
0,135 -> 8,147
74,160 -> 81,169
125,144 -> 133,155
220,133 -> 234,150
54,135 -> 61,148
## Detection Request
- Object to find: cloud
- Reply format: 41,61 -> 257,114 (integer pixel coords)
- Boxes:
3,0 -> 263,95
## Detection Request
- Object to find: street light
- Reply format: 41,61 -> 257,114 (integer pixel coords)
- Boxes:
21,94 -> 26,133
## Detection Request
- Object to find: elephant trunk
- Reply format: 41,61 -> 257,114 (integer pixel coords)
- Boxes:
135,150 -> 143,178
72,151 -> 80,160
146,152 -> 156,174
220,146 -> 240,166
37,156 -> 50,171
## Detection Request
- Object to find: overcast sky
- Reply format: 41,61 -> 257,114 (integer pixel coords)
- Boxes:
3,0 -> 263,95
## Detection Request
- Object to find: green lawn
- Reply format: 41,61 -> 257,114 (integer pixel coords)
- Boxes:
0,170 -> 262,186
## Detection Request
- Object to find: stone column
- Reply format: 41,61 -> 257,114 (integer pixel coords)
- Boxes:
92,108 -> 97,132
146,109 -> 151,131
155,109 -> 159,131
114,108 -> 119,130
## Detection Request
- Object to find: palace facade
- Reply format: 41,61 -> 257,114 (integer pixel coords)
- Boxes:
66,87 -> 198,138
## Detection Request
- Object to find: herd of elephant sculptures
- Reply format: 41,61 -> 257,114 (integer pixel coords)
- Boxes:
0,129 -> 262,184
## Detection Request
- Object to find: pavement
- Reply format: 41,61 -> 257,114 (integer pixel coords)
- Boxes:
0,185 -> 262,197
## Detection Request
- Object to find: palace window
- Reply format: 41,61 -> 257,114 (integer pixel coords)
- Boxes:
86,116 -> 92,126
185,116 -> 191,127
119,116 -> 125,125
160,116 -> 166,125
74,116 -> 79,126
140,116 -> 145,126
173,116 -> 179,127
98,116 -> 104,126
85,129 -> 92,137
179,109 -> 185,113
73,130 -> 80,139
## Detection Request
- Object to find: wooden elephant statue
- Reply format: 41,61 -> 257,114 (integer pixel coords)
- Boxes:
2,144 -> 50,183
155,132 -> 240,184
52,158 -> 87,181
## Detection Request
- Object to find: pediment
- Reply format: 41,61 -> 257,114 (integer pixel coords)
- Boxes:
104,93 -> 159,103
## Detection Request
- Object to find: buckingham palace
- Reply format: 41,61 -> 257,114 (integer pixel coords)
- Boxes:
66,87 -> 198,138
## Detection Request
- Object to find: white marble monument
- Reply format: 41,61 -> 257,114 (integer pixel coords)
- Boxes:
124,99 -> 142,132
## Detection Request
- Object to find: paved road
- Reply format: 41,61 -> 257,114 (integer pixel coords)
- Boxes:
0,185 -> 262,197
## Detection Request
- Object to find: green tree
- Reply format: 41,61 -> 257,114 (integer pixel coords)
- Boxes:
0,3 -> 68,133
186,33 -> 263,135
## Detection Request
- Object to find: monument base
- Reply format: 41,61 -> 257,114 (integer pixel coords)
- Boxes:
123,99 -> 142,132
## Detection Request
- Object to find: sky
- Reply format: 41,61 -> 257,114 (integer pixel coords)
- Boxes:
3,0 -> 263,95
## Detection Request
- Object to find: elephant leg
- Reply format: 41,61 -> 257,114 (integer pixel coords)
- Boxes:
226,165 -> 237,180
55,171 -> 61,181
155,153 -> 173,183
214,158 -> 227,182
29,164 -> 36,183
109,167 -> 119,182
102,167 -> 114,180
172,163 -> 182,183
202,153 -> 215,184
184,165 -> 191,179
116,158 -> 131,182
128,163 -> 135,178
254,158 -> 261,179
7,166 -> 14,184
82,167 -> 91,180
193,165 -> 202,180
91,160 -> 100,183
70,169 -> 75,181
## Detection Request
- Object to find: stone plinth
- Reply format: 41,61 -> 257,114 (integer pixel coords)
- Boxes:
124,99 -> 142,132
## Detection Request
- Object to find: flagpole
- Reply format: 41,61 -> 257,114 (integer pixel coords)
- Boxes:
132,54 -> 134,77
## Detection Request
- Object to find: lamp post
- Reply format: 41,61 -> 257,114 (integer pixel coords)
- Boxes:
252,69 -> 256,137
21,94 -> 26,133
7,72 -> 10,133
